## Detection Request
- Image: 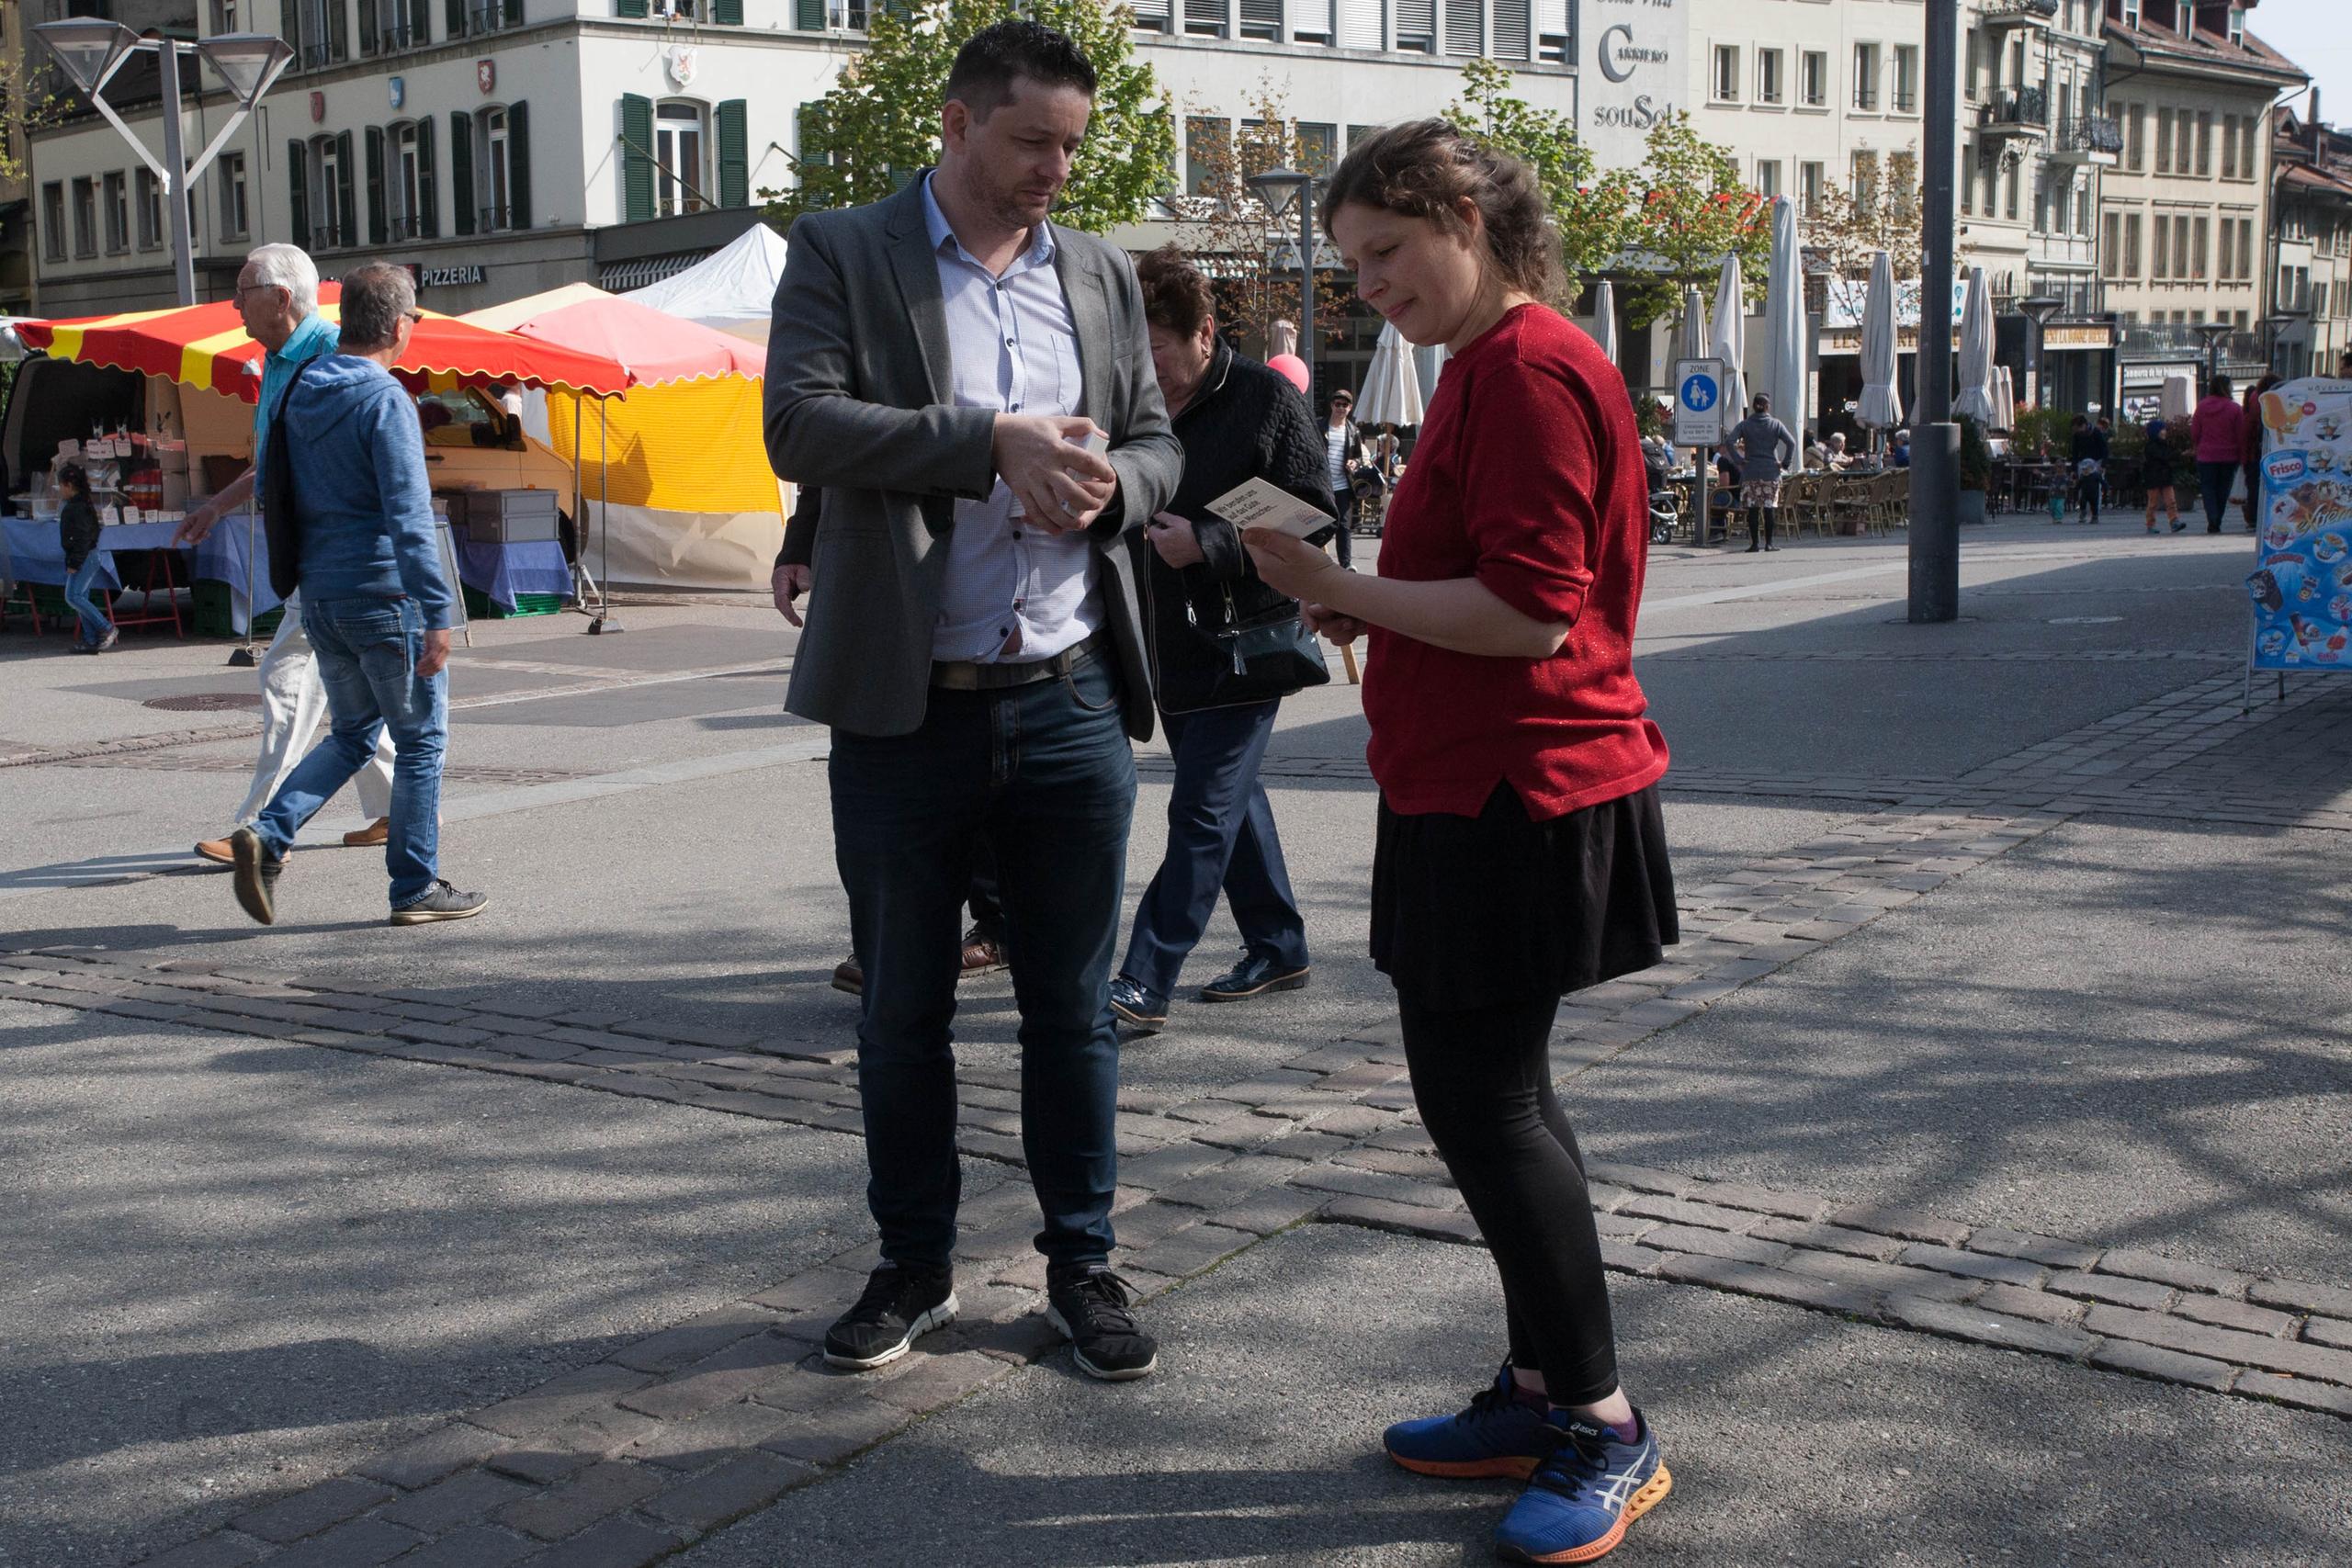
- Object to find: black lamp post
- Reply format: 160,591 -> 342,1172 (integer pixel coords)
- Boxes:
2018,293 -> 2064,410
1247,164 -> 1318,395
2191,319 -> 2234,385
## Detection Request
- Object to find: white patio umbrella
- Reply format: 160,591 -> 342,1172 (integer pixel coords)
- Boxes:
1266,319 -> 1300,359
2159,372 -> 2196,421
1591,278 -> 1621,367
1953,266 -> 1996,425
1709,254 -> 1747,423
1357,320 -> 1426,428
1990,367 -> 2019,431
1759,196 -> 1808,469
1676,286 -> 1711,367
1858,249 -> 1904,434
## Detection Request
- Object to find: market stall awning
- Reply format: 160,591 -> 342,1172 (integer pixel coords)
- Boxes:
461,284 -> 764,387
14,284 -> 634,401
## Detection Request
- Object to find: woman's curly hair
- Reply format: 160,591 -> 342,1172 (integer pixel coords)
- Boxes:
1321,119 -> 1560,302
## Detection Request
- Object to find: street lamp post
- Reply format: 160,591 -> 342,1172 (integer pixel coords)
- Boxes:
2191,319 -> 2234,386
1247,165 -> 1319,395
2018,294 -> 2064,411
2261,311 -> 2296,377
33,21 -> 293,307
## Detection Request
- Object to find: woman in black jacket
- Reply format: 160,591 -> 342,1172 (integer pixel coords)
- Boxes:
57,463 -> 117,651
1108,246 -> 1336,1032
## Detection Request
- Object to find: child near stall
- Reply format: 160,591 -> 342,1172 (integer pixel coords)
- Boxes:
57,464 -> 118,653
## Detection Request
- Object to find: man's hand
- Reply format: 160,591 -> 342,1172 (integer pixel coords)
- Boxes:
415,627 -> 453,679
772,562 -> 813,626
1146,512 -> 1205,569
1302,602 -> 1369,646
174,499 -> 220,547
993,414 -> 1115,532
1240,526 -> 1343,603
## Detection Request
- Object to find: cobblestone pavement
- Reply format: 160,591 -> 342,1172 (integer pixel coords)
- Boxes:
7,612 -> 2352,1564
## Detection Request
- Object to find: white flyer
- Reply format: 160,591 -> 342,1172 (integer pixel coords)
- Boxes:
1205,476 -> 1334,538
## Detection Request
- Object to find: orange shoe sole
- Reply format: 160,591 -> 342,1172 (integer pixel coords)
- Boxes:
1510,1466 -> 1674,1564
1387,1450 -> 1541,1481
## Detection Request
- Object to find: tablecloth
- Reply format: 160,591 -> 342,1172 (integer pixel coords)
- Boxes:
456,537 -> 571,612
1,516 -> 188,592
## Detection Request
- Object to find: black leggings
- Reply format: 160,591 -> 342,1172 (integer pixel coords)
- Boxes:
1400,991 -> 1620,1406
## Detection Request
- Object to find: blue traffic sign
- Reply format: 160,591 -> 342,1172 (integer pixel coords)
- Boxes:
1680,373 -> 1718,412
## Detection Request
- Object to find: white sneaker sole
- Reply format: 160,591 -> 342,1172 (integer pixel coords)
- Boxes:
822,1293 -> 959,1371
389,899 -> 489,926
1045,1303 -> 1159,1382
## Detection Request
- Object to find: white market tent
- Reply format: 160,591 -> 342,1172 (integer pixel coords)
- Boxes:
620,224 -> 790,345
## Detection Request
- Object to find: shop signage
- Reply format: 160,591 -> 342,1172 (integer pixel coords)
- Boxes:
1673,357 -> 1724,446
2042,323 -> 2118,350
415,264 -> 488,288
1581,0 -> 1680,175
2246,378 -> 2352,682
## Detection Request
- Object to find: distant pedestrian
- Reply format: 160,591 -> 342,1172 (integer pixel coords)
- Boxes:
1245,118 -> 1679,1567
1321,388 -> 1362,568
2241,372 -> 2278,532
1890,429 -> 1911,469
2191,374 -> 2246,535
55,464 -> 117,652
226,263 -> 484,928
2142,416 -> 2185,534
2068,412 -> 2107,525
1726,393 -> 1797,552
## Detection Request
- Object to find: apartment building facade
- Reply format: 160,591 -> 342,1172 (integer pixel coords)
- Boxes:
24,0 -> 1576,366
2268,98 -> 2352,381
2098,0 -> 2301,420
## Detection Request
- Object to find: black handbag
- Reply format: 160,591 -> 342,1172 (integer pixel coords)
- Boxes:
1164,581 -> 1329,714
260,356 -> 327,603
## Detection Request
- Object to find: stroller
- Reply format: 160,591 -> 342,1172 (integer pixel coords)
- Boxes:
1645,444 -> 1683,545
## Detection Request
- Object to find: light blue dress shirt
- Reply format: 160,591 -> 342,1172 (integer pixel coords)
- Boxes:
919,173 -> 1097,664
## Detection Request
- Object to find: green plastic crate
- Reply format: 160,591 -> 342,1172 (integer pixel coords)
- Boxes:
190,579 -> 282,639
463,586 -> 562,619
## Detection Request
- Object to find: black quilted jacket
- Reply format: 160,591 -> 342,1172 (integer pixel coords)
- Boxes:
60,494 -> 103,573
1133,339 -> 1336,711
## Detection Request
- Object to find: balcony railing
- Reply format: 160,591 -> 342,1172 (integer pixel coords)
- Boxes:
2054,116 -> 2124,156
480,205 -> 517,231
1980,86 -> 2050,131
468,1 -> 521,35
1983,0 -> 2058,26
2120,323 -> 2260,360
310,223 -> 348,253
390,213 -> 429,241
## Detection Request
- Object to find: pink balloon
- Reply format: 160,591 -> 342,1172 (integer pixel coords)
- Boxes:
1267,353 -> 1310,392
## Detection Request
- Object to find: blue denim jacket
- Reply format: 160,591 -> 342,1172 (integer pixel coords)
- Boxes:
282,355 -> 457,630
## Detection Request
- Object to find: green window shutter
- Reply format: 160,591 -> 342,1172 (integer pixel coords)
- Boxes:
286,139 -> 309,248
336,130 -> 356,247
617,0 -> 649,15
365,125 -> 386,243
796,0 -> 823,28
416,116 -> 439,239
506,100 -> 531,230
449,111 -> 476,236
446,0 -> 466,38
713,0 -> 742,22
716,99 -> 748,209
620,94 -> 653,222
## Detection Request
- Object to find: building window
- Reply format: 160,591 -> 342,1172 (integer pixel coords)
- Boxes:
367,0 -> 431,51
219,151 -> 249,239
1799,160 -> 1824,217
1756,159 -> 1781,200
41,181 -> 67,262
1893,45 -> 1918,115
1185,117 -> 1227,200
1296,121 -> 1337,176
2239,219 -> 2255,280
102,170 -> 129,253
1441,0 -> 1480,57
2005,164 -> 2019,220
1394,0 -> 1430,51
2227,6 -> 2245,44
2102,212 -> 2120,277
2192,216 -> 2209,281
2241,119 -> 2257,179
71,176 -> 96,257
2152,214 -> 2168,280
1850,150 -> 1879,208
210,0 -> 239,29
1801,51 -> 1827,109
389,121 -> 424,236
2155,107 -> 2173,175
311,133 -> 345,247
481,104 -> 517,225
2125,213 -> 2142,278
135,166 -> 163,249
2222,115 -> 2238,180
1713,45 -> 1740,105
2126,104 -> 2144,171
1852,43 -> 1880,112
2195,110 -> 2212,177
1758,49 -> 1783,107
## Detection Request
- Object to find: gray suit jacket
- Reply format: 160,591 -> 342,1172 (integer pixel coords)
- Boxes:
763,179 -> 1183,740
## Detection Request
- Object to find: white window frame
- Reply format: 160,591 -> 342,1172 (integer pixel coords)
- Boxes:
71,176 -> 96,258
1853,42 -> 1880,113
1713,44 -> 1741,106
102,169 -> 130,254
311,133 -> 344,248
135,166 -> 164,249
1800,51 -> 1828,110
481,105 -> 515,230
652,98 -> 706,220
1758,48 -> 1783,107
1894,44 -> 1918,115
41,181 -> 67,262
390,120 -> 424,237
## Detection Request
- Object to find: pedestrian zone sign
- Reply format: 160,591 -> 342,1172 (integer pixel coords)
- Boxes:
1674,358 -> 1724,446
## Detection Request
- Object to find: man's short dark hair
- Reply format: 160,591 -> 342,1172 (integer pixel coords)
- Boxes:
944,20 -> 1096,120
340,262 -> 416,352
1752,394 -> 1770,412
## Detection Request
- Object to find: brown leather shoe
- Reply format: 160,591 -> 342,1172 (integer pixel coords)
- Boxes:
193,837 -> 235,866
343,816 -> 391,848
831,956 -> 863,996
960,926 -> 1008,977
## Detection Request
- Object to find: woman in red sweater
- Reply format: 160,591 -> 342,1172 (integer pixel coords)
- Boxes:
1244,120 -> 1677,1565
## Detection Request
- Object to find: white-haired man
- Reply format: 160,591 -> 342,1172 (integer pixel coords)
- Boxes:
176,242 -> 397,863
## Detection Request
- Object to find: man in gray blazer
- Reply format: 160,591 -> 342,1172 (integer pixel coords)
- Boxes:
763,20 -> 1182,1384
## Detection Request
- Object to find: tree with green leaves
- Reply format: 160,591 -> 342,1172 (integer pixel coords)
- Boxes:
1169,79 -> 1351,346
1617,114 -> 1770,331
1443,59 -> 1632,296
1804,146 -> 1933,280
763,0 -> 1175,236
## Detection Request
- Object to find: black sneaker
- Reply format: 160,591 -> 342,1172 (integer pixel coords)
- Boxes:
823,1264 -> 957,1371
1046,1267 -> 1158,1382
389,881 -> 489,925
228,826 -> 281,926
1108,976 -> 1167,1032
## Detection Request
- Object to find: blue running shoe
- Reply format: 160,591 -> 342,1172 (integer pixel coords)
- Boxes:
1493,1410 -> 1671,1563
1385,1365 -> 1557,1480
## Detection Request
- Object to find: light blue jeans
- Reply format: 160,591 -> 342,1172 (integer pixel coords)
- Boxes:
62,555 -> 111,644
254,595 -> 447,908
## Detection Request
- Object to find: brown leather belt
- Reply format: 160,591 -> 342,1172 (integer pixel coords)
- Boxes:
931,629 -> 1109,692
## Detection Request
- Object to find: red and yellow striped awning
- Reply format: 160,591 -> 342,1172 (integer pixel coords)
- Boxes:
15,283 -> 636,402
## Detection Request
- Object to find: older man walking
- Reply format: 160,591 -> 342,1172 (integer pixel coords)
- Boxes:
226,264 -> 484,928
177,243 -> 398,861
765,20 -> 1182,1381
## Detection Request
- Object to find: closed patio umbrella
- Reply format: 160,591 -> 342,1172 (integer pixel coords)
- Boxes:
1676,286 -> 1710,369
1760,196 -> 1808,469
1858,249 -> 1904,434
1591,278 -> 1620,367
1954,266 -> 1996,425
1357,320 -> 1426,429
1709,254 -> 1747,423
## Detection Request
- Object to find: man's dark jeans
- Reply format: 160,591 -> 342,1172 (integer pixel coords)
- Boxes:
830,652 -> 1136,1272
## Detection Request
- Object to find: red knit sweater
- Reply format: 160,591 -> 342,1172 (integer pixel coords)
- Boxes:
1364,303 -> 1670,819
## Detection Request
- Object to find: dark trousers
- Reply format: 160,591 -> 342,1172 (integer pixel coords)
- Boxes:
2241,459 -> 2262,528
1401,991 -> 1620,1406
967,838 -> 1003,940
1118,698 -> 1308,998
1330,493 -> 1357,569
829,654 -> 1136,1272
2198,460 -> 2238,533
2075,475 -> 2103,523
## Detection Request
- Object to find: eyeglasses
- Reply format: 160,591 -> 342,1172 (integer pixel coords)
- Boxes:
232,282 -> 283,301
401,309 -> 424,324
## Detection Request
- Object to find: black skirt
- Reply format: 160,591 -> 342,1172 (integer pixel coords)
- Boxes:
1371,781 -> 1679,1008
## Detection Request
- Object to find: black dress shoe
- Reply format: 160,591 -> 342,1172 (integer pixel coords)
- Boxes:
1198,951 -> 1310,1003
1109,976 -> 1167,1031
